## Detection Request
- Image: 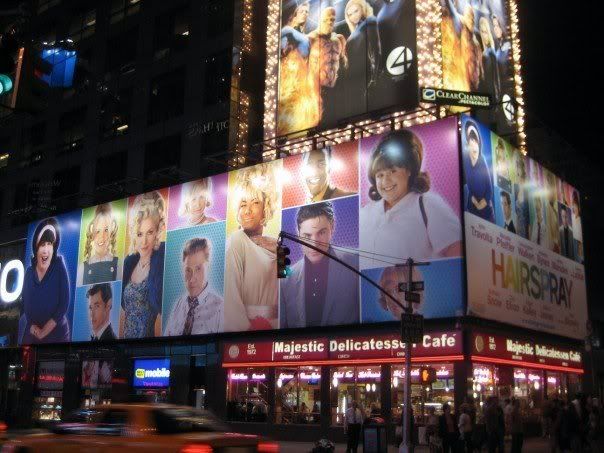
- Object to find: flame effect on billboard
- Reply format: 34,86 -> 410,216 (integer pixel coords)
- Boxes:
277,50 -> 321,136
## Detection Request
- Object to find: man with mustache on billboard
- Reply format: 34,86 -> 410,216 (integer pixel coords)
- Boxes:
302,147 -> 353,203
280,202 -> 359,328
308,7 -> 347,128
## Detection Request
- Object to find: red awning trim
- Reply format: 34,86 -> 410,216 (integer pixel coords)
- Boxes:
471,355 -> 584,374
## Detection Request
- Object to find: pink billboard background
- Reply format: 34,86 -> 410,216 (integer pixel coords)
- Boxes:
359,116 -> 462,219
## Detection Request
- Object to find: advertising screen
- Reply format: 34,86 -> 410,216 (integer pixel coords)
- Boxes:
276,0 -> 418,136
461,115 -> 588,339
440,0 -> 516,135
133,358 -> 171,388
12,117 -> 463,345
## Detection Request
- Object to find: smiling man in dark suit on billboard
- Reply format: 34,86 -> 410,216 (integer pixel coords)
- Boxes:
87,283 -> 116,341
280,202 -> 359,328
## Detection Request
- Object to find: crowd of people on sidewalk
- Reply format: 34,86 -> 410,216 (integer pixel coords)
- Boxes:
422,393 -> 603,453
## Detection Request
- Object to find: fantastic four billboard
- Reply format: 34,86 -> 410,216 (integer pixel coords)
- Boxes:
461,115 -> 588,339
276,0 -> 418,136
8,116 -> 464,345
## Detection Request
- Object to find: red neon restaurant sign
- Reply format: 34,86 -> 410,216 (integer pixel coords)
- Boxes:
471,332 -> 583,373
223,331 -> 463,366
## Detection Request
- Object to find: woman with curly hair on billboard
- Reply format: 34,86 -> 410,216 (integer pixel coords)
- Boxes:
120,191 -> 166,339
359,129 -> 462,269
224,163 -> 281,331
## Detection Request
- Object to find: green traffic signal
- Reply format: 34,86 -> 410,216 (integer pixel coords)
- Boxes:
0,74 -> 13,95
277,244 -> 291,278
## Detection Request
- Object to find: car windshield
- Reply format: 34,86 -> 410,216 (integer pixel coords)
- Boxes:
152,408 -> 229,434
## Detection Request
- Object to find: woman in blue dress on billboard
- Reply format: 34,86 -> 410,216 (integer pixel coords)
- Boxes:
463,119 -> 495,222
359,130 -> 462,269
120,191 -> 166,339
21,218 -> 71,344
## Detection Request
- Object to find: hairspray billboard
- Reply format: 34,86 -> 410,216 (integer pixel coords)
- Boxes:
276,0 -> 419,136
0,116 -> 464,346
461,114 -> 588,339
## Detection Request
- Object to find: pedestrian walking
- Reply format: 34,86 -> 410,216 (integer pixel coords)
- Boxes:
485,396 -> 505,453
510,399 -> 524,453
458,404 -> 474,453
345,401 -> 364,453
439,403 -> 459,453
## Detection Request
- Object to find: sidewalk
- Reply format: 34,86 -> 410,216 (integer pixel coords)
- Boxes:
279,436 -> 550,453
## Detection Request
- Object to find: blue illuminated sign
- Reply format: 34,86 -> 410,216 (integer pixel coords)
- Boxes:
133,358 -> 171,388
40,48 -> 77,88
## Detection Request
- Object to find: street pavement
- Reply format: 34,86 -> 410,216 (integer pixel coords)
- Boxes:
279,436 -> 551,452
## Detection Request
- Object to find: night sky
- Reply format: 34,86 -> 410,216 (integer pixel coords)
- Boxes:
519,1 -> 604,321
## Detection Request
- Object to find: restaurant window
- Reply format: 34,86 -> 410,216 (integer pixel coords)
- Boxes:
68,9 -> 96,42
204,51 -> 231,106
546,372 -> 566,399
226,368 -> 269,422
276,366 -> 321,424
471,364 -> 500,416
110,0 -> 141,24
330,366 -> 381,426
513,368 -> 543,421
391,363 -> 454,423
148,69 -> 185,124
58,107 -> 86,154
153,6 -> 190,60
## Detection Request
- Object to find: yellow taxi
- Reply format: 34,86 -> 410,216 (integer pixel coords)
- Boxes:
1,404 -> 278,453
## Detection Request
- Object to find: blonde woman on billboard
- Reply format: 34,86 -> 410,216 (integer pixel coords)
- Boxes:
120,191 -> 166,339
378,266 -> 424,317
178,178 -> 217,226
359,130 -> 461,269
224,164 -> 279,331
78,203 -> 119,285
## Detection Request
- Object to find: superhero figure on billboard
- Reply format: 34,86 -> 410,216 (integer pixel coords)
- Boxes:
308,6 -> 348,128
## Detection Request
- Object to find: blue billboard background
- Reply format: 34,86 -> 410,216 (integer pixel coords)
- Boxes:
133,358 -> 171,388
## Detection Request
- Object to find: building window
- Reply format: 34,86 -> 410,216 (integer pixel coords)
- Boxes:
153,6 -> 190,60
68,9 -> 96,42
58,107 -> 86,154
95,152 -> 127,188
36,24 -> 57,46
144,135 -> 181,187
148,69 -> 185,124
0,152 -> 9,169
330,366 -> 381,426
276,366 -> 321,424
100,87 -> 132,139
226,368 -> 269,422
37,0 -> 61,14
105,28 -> 138,76
206,0 -> 234,38
204,51 -> 231,106
53,166 -> 81,200
391,363 -> 454,423
110,0 -> 141,24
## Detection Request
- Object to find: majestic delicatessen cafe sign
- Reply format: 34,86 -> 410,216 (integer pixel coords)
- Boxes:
223,332 -> 463,366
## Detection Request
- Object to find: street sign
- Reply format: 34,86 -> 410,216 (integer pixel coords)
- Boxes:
400,313 -> 424,343
404,291 -> 420,303
398,281 -> 424,292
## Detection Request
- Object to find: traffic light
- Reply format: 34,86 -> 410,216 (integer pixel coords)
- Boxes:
0,33 -> 18,96
10,46 -> 52,113
276,244 -> 291,278
419,366 -> 436,385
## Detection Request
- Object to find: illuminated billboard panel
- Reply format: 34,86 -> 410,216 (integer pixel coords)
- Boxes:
276,0 -> 419,136
440,0 -> 516,134
461,115 -> 588,339
7,116 -> 463,346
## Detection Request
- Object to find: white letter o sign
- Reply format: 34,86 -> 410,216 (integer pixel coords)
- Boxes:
0,259 -> 25,303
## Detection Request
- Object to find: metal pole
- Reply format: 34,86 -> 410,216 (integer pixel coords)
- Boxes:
401,257 -> 414,453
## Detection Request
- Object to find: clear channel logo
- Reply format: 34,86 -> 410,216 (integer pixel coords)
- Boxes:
422,88 -> 436,101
